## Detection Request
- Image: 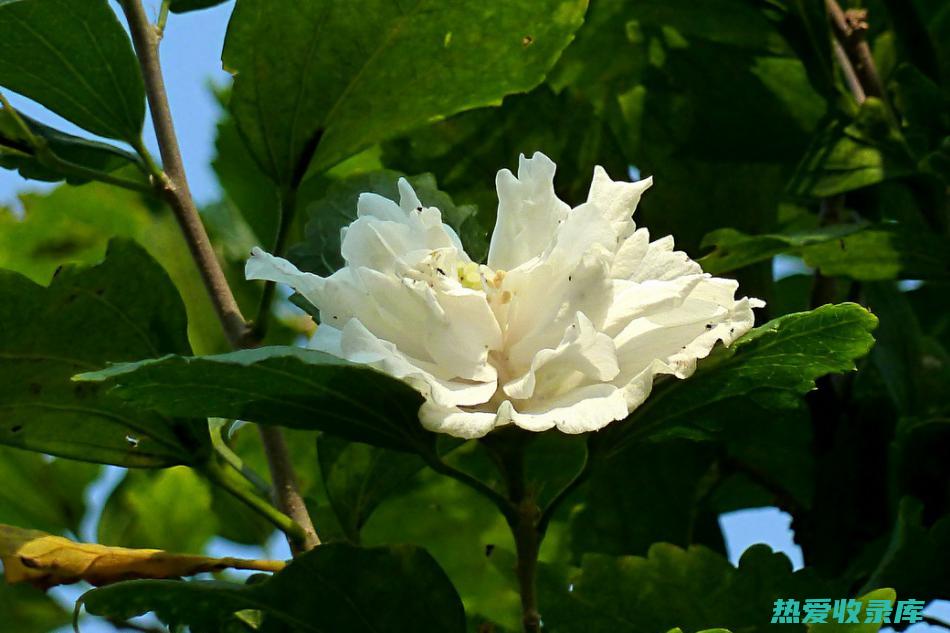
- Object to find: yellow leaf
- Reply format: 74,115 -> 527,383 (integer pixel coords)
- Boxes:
0,524 -> 285,589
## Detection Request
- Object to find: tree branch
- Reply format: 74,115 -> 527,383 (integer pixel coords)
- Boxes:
121,0 -> 249,349
120,0 -> 319,554
258,425 -> 320,552
826,1 -> 885,102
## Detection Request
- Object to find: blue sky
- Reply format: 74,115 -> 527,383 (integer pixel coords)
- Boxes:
1,2 -> 944,632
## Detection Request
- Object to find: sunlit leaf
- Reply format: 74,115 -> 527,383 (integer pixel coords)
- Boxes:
0,0 -> 145,141
222,0 -> 588,186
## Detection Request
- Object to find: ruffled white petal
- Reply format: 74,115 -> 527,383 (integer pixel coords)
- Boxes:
246,155 -> 764,439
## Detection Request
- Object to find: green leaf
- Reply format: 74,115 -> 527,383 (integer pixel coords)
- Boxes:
698,224 -> 867,275
0,107 -> 143,184
0,583 -> 69,633
801,226 -> 950,281
170,0 -> 228,13
0,447 -> 98,534
0,0 -> 146,141
361,464 -> 520,629
569,439 -> 722,558
98,467 -> 218,553
0,239 -> 210,467
860,497 -> 950,599
0,181 -> 233,353
288,170 -> 477,275
222,0 -> 588,186
788,99 -> 916,198
80,543 -> 467,632
76,346 -> 431,453
595,303 -> 878,456
317,435 -> 425,543
380,86 -> 630,260
540,543 -> 837,633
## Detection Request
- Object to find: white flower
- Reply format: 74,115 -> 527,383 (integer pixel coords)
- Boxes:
246,152 -> 764,439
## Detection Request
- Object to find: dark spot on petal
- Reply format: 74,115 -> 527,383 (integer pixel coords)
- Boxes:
568,275 -> 572,282
729,327 -> 735,334
19,556 -> 40,569
437,267 -> 446,276
705,323 -> 713,329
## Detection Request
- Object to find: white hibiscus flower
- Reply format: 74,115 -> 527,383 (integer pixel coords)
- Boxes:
247,152 -> 764,439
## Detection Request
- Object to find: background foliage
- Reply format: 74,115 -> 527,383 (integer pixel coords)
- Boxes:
0,0 -> 947,632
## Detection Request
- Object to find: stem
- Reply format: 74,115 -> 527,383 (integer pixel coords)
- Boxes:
120,0 -> 319,553
156,0 -> 171,38
211,422 -> 271,495
121,0 -> 250,349
825,1 -> 885,102
482,433 -> 542,632
258,425 -> 321,553
203,461 -> 308,547
253,188 -> 298,340
0,91 -> 152,194
512,502 -> 541,633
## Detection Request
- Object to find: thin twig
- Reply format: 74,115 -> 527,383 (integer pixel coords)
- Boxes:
120,0 -> 318,554
424,453 -> 516,523
826,0 -> 885,101
258,425 -> 320,552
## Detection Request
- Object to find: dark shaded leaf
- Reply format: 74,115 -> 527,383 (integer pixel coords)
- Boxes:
318,435 -> 425,543
288,170 -> 477,275
222,0 -> 588,186
0,108 -> 143,184
0,240 -> 210,466
76,346 -> 430,454
80,543 -> 467,633
0,0 -> 145,141
170,0 -> 228,13
540,544 -> 839,633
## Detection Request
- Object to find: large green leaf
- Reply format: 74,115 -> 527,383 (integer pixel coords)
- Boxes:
698,224 -> 867,275
0,446 -> 98,534
539,543 -> 837,633
0,0 -> 145,141
361,464 -> 520,629
76,346 -> 431,453
79,543 -> 467,632
317,435 -> 425,543
380,86 -> 631,260
0,181 -> 232,353
0,240 -> 210,466
222,0 -> 588,187
288,170 -> 477,275
595,304 -> 878,456
801,226 -> 950,281
0,107 -> 143,184
98,466 -> 219,552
